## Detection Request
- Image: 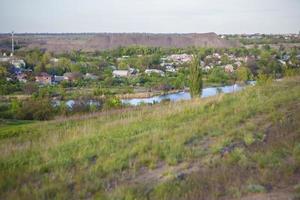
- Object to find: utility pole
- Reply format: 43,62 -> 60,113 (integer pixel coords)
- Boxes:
11,31 -> 14,56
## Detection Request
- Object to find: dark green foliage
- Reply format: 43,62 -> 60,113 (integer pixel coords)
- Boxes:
207,67 -> 229,84
0,79 -> 21,95
189,55 -> 203,98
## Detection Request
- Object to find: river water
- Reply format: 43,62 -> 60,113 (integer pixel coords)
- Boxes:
122,81 -> 256,106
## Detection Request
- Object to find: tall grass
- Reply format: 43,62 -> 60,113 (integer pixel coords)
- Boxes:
0,76 -> 300,199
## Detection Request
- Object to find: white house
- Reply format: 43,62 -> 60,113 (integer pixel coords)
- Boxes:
84,73 -> 99,80
10,59 -> 26,68
145,69 -> 165,76
0,54 -> 10,62
50,58 -> 59,63
113,70 -> 130,78
224,64 -> 234,73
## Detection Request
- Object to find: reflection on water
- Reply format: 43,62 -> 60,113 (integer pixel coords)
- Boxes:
52,99 -> 101,109
122,82 -> 256,106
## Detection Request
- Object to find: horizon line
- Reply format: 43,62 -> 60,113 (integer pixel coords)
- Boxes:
0,31 -> 299,35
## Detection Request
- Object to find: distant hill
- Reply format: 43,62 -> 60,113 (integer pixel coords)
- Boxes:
0,32 -> 240,52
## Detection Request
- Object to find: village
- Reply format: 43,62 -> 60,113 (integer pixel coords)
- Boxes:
0,33 -> 300,120
1,45 -> 300,86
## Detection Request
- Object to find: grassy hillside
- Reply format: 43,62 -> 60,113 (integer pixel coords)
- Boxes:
0,77 -> 300,199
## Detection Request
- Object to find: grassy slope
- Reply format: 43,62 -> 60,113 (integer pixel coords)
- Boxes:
0,77 -> 300,199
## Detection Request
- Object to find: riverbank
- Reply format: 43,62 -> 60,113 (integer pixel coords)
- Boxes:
117,89 -> 187,99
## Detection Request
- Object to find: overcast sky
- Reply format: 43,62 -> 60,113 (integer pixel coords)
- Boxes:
0,0 -> 299,34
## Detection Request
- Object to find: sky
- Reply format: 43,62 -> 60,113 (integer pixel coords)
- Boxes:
0,0 -> 300,34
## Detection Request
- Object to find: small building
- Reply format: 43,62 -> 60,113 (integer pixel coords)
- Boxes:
0,56 -> 10,62
54,75 -> 65,83
145,69 -> 165,76
35,72 -> 52,85
113,70 -> 130,78
10,59 -> 26,68
234,61 -> 242,67
63,72 -> 83,81
50,58 -> 59,63
203,65 -> 213,71
166,65 -> 176,73
17,73 -> 28,83
224,64 -> 234,73
128,67 -> 139,75
278,60 -> 286,65
84,73 -> 99,80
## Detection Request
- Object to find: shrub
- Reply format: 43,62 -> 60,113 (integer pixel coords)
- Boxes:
243,133 -> 255,146
293,143 -> 300,165
256,73 -> 272,85
245,184 -> 266,193
15,98 -> 55,120
22,82 -> 39,94
103,96 -> 121,109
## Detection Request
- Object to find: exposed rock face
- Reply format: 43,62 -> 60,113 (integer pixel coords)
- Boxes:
0,32 -> 239,52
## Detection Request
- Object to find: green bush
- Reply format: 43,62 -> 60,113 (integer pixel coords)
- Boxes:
103,96 -> 122,109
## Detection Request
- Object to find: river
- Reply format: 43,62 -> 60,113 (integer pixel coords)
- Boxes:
122,81 -> 256,106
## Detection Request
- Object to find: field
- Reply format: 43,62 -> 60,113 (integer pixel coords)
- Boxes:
0,76 -> 300,199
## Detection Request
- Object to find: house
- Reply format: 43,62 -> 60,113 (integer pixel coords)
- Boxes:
10,66 -> 22,75
167,54 -> 193,63
213,53 -> 221,59
128,67 -> 139,75
113,70 -> 130,78
278,60 -> 286,65
10,59 -> 26,68
224,65 -> 234,73
160,62 -> 174,67
166,65 -> 176,73
63,72 -> 83,81
84,73 -> 99,80
145,69 -> 165,76
203,65 -> 213,71
0,54 -> 10,62
50,58 -> 59,63
54,75 -> 65,83
16,73 -> 28,83
282,55 -> 290,61
35,72 -> 52,85
234,61 -> 242,67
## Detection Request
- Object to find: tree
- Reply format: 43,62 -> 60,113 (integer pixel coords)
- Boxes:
236,66 -> 252,82
207,67 -> 229,84
58,58 -> 72,72
221,54 -> 230,65
0,66 -> 7,78
189,55 -> 203,98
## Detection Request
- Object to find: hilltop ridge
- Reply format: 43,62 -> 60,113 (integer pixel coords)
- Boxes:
0,32 -> 240,52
